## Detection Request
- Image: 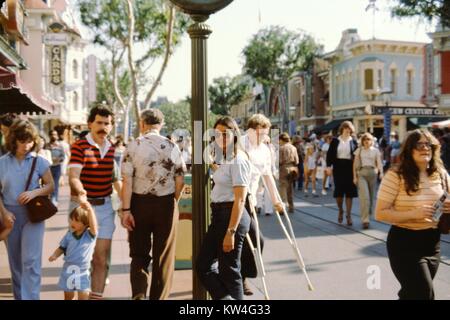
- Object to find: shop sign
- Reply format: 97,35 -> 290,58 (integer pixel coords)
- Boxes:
373,107 -> 443,116
51,46 -> 62,85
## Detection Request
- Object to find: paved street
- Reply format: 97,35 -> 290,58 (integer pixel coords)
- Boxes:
2,182 -> 450,300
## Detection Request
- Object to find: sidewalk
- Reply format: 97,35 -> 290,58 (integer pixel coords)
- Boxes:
0,182 -> 192,300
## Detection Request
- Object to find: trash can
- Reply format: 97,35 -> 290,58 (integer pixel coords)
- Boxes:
175,174 -> 192,269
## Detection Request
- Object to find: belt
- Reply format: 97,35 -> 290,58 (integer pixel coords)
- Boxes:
88,198 -> 106,206
361,166 -> 375,169
210,202 -> 234,210
132,193 -> 174,200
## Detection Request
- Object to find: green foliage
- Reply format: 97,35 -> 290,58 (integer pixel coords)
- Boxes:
242,26 -> 323,88
208,75 -> 251,115
158,101 -> 192,134
96,61 -> 131,107
78,0 -> 189,65
390,0 -> 450,27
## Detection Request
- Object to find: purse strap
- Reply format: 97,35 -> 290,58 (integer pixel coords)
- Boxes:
25,156 -> 38,192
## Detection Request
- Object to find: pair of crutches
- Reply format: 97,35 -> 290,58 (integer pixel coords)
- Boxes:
245,177 -> 314,300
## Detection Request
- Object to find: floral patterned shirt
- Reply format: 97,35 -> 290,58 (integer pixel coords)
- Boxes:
121,130 -> 187,196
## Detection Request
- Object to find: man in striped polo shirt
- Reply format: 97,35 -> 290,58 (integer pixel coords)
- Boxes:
68,105 -> 116,300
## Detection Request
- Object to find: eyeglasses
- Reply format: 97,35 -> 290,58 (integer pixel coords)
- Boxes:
414,142 -> 434,150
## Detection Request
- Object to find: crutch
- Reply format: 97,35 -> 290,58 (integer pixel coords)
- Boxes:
261,177 -> 314,291
246,196 -> 270,300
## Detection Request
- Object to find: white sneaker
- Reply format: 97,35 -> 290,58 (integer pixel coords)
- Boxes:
322,190 -> 327,196
303,189 -> 308,194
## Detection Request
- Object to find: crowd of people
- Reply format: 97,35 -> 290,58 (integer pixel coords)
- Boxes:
0,106 -> 450,301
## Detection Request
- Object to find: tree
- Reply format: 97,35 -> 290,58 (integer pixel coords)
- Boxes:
78,0 -> 189,137
159,101 -> 191,135
242,26 -> 323,129
208,75 -> 251,115
391,0 -> 450,27
242,26 -> 323,88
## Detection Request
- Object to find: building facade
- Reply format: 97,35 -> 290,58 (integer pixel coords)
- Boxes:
20,0 -> 94,138
324,29 -> 444,141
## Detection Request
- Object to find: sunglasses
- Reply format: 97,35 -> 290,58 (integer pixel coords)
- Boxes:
414,142 -> 435,150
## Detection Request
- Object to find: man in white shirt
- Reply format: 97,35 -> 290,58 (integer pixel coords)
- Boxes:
240,114 -> 284,295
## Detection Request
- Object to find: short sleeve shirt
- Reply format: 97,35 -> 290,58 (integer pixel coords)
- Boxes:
121,130 -> 187,196
211,152 -> 252,203
0,152 -> 50,206
59,229 -> 96,270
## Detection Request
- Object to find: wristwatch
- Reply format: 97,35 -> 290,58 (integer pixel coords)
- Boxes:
227,228 -> 236,235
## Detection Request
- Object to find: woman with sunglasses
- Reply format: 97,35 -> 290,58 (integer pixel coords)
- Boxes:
196,116 -> 251,300
376,129 -> 450,300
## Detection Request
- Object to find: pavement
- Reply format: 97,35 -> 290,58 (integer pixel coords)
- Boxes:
2,181 -> 450,300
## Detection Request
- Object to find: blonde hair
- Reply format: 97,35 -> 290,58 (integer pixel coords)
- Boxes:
360,132 -> 374,147
339,121 -> 355,135
247,114 -> 271,130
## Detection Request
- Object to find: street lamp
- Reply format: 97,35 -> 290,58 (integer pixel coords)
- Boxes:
168,0 -> 234,300
380,88 -> 392,143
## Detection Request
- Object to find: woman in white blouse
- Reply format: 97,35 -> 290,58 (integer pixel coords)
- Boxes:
326,121 -> 359,225
196,116 -> 251,300
353,133 -> 383,229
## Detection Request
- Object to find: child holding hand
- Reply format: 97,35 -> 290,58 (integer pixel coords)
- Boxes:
49,203 -> 97,300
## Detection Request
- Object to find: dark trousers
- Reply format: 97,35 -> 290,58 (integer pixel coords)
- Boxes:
387,226 -> 440,300
241,206 -> 264,279
196,204 -> 251,300
50,165 -> 61,204
297,162 -> 304,190
129,193 -> 178,300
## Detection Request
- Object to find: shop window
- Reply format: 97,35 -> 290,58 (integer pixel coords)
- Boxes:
364,69 -> 374,90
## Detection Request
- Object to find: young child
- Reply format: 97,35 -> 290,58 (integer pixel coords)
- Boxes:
49,203 -> 98,300
0,210 -> 14,241
304,144 -> 318,197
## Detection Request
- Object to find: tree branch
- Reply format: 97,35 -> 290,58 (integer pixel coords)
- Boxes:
143,5 -> 175,108
125,0 -> 140,119
111,48 -> 127,111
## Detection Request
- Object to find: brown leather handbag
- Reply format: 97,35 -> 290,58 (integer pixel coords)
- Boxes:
25,156 -> 57,223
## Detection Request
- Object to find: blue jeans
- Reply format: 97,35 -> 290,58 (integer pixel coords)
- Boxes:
196,205 -> 251,300
6,205 -> 45,300
297,162 -> 304,190
50,165 -> 61,204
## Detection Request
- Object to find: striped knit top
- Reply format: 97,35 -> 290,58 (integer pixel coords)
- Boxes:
69,134 -> 115,198
377,169 -> 450,230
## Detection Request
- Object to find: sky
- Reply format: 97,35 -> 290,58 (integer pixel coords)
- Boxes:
80,0 -> 436,103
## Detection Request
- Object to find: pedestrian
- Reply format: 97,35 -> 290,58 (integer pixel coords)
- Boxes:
114,135 -> 126,167
353,133 -> 383,229
0,113 -> 17,156
279,133 -> 300,212
326,121 -> 358,226
320,135 -> 332,195
196,116 -> 251,300
375,129 -> 450,300
68,105 -> 116,300
292,136 -> 304,191
239,114 -> 284,295
37,135 -> 53,165
303,144 -> 318,196
58,130 -> 71,186
48,203 -> 98,300
120,108 -> 186,300
0,120 -> 54,299
47,130 -> 65,205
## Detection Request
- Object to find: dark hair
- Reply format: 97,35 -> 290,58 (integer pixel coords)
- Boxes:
279,132 -> 291,143
88,105 -> 115,125
6,120 -> 39,154
140,108 -> 164,125
114,135 -> 125,147
396,129 -> 444,195
213,116 -> 244,159
0,113 -> 17,127
69,206 -> 90,227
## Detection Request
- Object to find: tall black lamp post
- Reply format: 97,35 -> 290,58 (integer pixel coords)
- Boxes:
168,0 -> 233,300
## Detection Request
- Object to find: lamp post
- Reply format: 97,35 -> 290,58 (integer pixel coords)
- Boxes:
380,88 -> 392,143
168,0 -> 233,300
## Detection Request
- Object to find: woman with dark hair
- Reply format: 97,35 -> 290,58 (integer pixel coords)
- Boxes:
0,120 -> 54,299
326,121 -> 358,225
196,116 -> 251,300
376,129 -> 450,300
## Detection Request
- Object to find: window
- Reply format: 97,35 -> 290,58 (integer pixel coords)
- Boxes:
364,69 -> 374,90
390,69 -> 397,94
377,69 -> 383,90
72,60 -> 78,79
335,74 -> 339,102
73,92 -> 78,111
348,71 -> 352,99
407,69 -> 413,95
